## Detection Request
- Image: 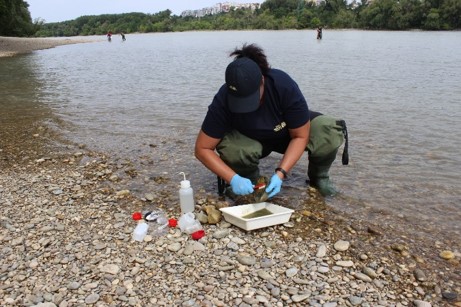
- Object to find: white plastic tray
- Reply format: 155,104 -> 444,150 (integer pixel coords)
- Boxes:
219,202 -> 294,231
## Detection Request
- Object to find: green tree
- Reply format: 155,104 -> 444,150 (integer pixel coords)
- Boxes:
331,9 -> 357,28
298,8 -> 315,28
423,8 -> 441,29
441,0 -> 461,29
261,0 -> 300,18
0,0 -> 35,36
359,0 -> 395,29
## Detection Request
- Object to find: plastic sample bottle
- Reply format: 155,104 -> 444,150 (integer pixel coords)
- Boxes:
132,223 -> 149,242
179,172 -> 195,214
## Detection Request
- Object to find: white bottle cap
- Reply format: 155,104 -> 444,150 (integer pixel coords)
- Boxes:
179,172 -> 191,188
181,179 -> 190,189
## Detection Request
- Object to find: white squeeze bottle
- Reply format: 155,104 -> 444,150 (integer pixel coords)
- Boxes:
179,172 -> 195,214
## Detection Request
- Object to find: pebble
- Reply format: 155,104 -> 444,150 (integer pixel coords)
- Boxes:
354,272 -> 372,282
168,242 -> 182,252
362,267 -> 377,279
85,293 -> 100,304
236,254 -> 256,266
333,240 -> 350,251
213,229 -> 230,239
257,270 -> 272,280
414,268 -> 426,281
316,244 -> 327,257
442,292 -> 458,300
439,250 -> 455,260
336,260 -> 354,267
285,267 -> 298,277
292,294 -> 310,302
413,300 -> 432,307
100,264 -> 120,275
260,258 -> 275,268
349,296 -> 363,305
67,281 -> 81,290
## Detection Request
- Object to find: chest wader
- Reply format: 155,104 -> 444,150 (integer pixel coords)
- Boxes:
307,116 -> 349,196
216,130 -> 264,196
215,118 -> 349,197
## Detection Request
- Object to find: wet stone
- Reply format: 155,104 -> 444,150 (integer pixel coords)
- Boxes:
442,292 -> 458,301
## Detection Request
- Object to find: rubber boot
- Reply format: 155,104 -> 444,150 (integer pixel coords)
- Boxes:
308,150 -> 338,197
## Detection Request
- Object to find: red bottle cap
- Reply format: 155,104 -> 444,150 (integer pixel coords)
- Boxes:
168,218 -> 178,227
132,212 -> 142,220
191,230 -> 205,240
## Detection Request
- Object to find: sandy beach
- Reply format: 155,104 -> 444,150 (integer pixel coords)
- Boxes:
0,36 -> 97,57
0,38 -> 460,306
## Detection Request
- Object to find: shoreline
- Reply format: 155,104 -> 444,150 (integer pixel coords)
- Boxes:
0,124 -> 459,306
0,36 -> 98,57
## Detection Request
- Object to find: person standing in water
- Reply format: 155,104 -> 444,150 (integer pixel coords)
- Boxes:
316,27 -> 323,39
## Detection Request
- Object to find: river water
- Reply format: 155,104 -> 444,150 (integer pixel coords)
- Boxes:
1,30 -> 460,241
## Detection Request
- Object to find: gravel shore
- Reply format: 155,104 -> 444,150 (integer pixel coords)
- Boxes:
0,44 -> 460,306
0,124 -> 460,307
0,36 -> 96,57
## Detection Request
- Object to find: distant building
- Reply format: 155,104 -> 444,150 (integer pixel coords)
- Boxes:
180,2 -> 261,18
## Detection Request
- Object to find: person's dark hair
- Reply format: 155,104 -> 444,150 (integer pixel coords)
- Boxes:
230,43 -> 270,75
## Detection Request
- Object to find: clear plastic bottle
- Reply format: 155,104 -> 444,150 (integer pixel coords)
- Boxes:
179,172 -> 195,214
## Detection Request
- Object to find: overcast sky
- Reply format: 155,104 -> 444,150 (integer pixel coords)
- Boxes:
26,0 -> 264,23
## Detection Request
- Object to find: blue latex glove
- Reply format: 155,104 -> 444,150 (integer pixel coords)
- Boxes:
266,173 -> 283,198
230,174 -> 254,195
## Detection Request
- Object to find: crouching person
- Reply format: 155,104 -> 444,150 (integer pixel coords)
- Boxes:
194,43 -> 348,198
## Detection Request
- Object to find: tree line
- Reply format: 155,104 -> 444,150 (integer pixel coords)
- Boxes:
1,0 -> 460,37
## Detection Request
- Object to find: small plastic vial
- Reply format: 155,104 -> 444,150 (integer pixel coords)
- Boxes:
132,223 -> 149,242
179,172 -> 195,214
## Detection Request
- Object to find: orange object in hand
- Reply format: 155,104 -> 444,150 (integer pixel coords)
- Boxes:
254,183 -> 266,190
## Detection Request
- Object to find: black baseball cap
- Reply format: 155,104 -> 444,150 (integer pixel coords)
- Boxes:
225,57 -> 262,113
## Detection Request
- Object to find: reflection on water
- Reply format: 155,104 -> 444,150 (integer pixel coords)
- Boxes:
0,56 -> 56,157
0,56 -> 46,122
1,31 -> 460,241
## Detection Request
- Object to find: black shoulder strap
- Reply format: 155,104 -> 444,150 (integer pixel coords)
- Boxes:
337,120 -> 349,165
